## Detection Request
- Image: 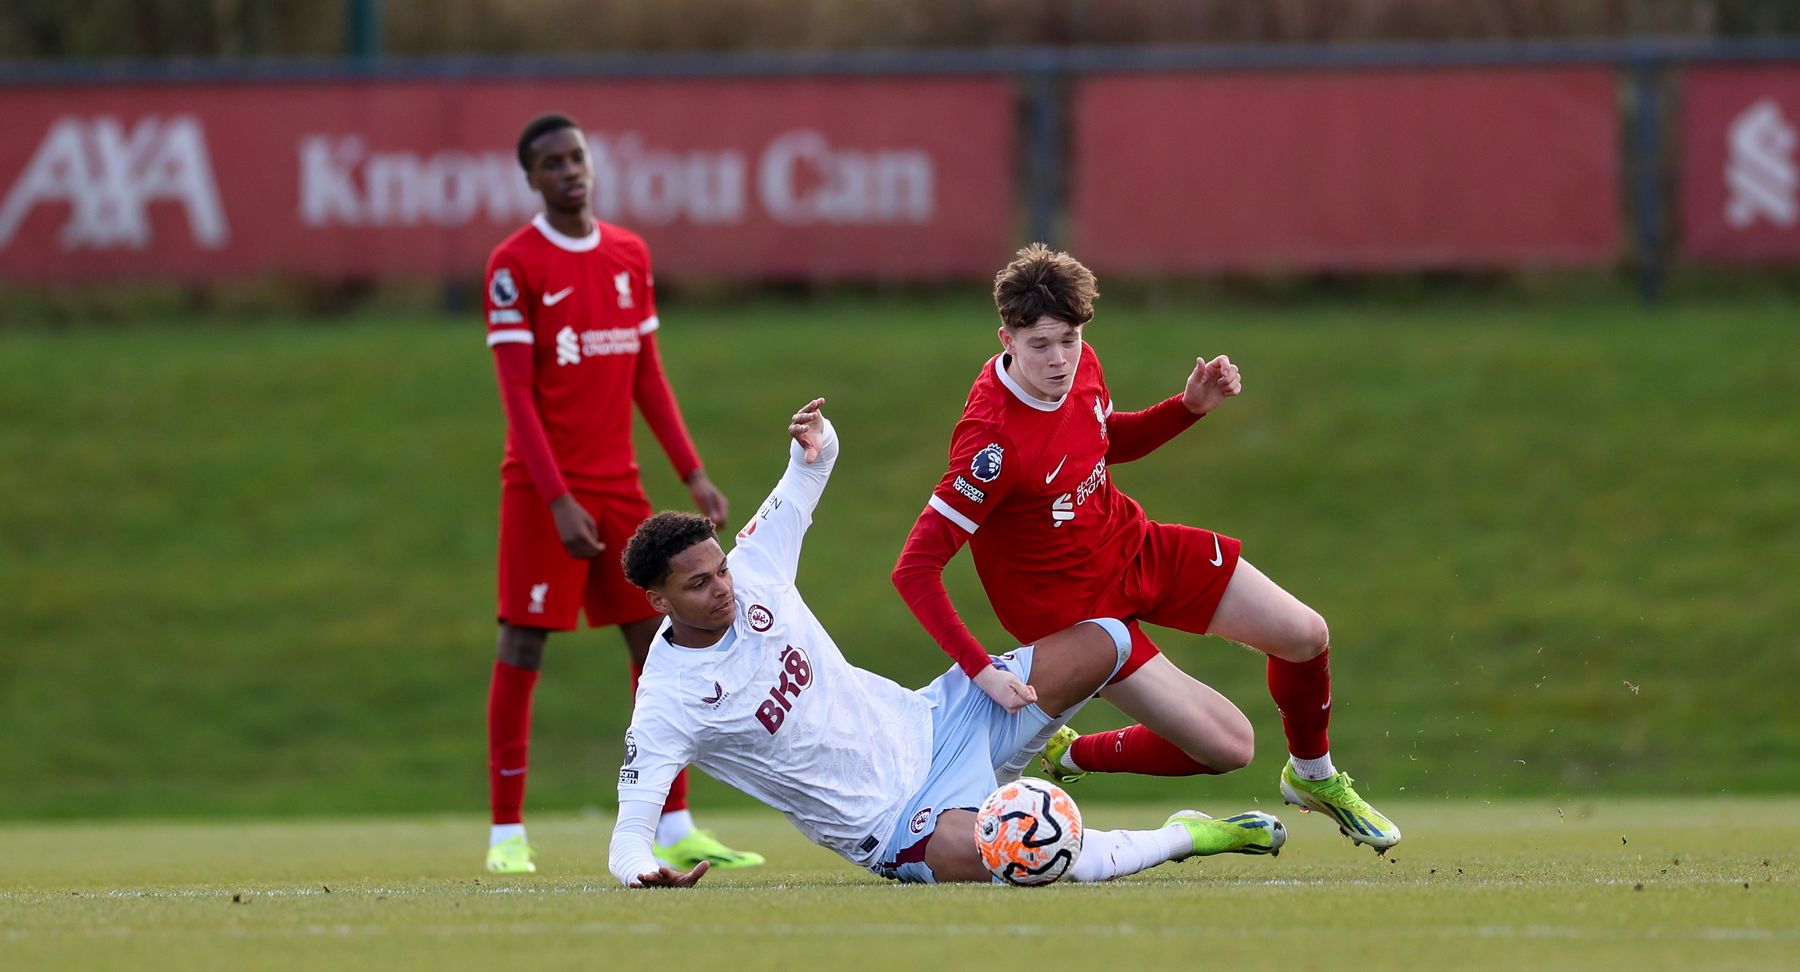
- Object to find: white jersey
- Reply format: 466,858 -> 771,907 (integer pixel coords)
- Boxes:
614,421 -> 935,873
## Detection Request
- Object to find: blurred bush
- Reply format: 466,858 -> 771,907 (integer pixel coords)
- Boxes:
6,0 -> 1800,60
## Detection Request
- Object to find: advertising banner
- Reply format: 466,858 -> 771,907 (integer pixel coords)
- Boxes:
1072,68 -> 1620,273
0,78 -> 1015,283
1681,65 -> 1800,263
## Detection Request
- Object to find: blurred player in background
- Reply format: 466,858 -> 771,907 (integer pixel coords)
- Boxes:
610,398 -> 1283,888
892,244 -> 1400,852
480,113 -> 761,874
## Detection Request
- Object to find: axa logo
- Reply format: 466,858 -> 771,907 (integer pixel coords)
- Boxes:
1727,98 -> 1797,229
0,115 -> 228,252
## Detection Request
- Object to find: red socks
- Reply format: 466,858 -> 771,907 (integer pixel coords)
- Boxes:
1070,724 -> 1221,776
487,660 -> 538,825
629,659 -> 689,815
1267,649 -> 1332,760
488,655 -> 691,826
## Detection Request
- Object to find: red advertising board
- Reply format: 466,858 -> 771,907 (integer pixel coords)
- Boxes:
1681,65 -> 1800,263
1072,68 -> 1619,273
0,78 -> 1014,283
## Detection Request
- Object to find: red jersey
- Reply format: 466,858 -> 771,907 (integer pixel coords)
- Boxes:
483,214 -> 698,496
927,343 -> 1145,639
894,342 -> 1202,676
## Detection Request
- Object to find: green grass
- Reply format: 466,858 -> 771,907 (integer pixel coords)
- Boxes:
0,289 -> 1797,818
2,799 -> 1796,970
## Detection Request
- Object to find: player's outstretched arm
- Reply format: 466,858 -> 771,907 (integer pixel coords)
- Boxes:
774,397 -> 839,514
1106,355 -> 1242,465
728,399 -> 838,585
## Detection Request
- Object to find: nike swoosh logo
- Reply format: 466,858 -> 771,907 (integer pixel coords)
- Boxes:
1044,455 -> 1067,484
498,767 -> 528,777
1209,532 -> 1224,567
543,287 -> 574,306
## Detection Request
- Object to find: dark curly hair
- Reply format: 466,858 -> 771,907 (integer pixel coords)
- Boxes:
622,511 -> 718,590
517,112 -> 582,171
993,243 -> 1099,330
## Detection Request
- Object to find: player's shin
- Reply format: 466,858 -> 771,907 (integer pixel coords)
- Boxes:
996,703 -> 1087,783
1067,826 -> 1192,882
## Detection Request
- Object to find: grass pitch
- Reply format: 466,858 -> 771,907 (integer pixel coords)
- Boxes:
2,290 -> 1797,819
3,797 -> 1795,970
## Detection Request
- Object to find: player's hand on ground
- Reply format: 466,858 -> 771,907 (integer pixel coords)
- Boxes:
789,397 -> 828,463
1182,355 -> 1242,416
685,469 -> 729,528
973,664 -> 1038,714
549,493 -> 604,559
630,860 -> 710,889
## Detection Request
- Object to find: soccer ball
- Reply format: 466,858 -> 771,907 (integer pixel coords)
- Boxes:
974,778 -> 1083,886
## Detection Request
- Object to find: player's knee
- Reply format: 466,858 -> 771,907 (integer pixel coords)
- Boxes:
497,624 -> 548,670
1211,716 -> 1255,772
1272,610 -> 1329,662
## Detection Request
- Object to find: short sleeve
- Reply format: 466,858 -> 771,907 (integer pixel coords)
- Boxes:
484,249 -> 534,348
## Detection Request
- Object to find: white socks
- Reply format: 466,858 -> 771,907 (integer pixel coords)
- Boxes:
489,823 -> 526,847
1290,752 -> 1337,781
655,809 -> 694,847
1069,824 -> 1193,882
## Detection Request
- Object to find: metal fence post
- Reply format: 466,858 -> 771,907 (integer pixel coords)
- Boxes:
1025,64 -> 1062,248
1630,57 -> 1667,304
346,0 -> 384,63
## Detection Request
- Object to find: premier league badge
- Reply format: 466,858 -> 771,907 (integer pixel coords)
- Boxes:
970,443 -> 1005,483
489,267 -> 519,307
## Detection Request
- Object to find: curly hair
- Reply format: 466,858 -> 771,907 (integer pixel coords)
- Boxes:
622,511 -> 718,590
992,243 -> 1099,330
516,112 -> 581,171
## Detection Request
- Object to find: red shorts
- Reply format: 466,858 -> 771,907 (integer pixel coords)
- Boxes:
1093,521 -> 1243,682
496,483 -> 661,631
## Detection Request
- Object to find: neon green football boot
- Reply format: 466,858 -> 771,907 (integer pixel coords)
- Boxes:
1279,763 -> 1401,852
1036,725 -> 1087,786
485,834 -> 537,874
653,830 -> 765,870
1165,809 -> 1286,858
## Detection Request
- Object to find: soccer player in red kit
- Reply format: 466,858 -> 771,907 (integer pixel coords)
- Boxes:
892,244 -> 1400,852
481,113 -> 762,874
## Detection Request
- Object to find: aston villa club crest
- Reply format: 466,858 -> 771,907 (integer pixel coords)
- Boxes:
748,603 -> 774,632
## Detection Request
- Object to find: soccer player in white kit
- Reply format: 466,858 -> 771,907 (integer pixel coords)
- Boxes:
608,399 -> 1286,887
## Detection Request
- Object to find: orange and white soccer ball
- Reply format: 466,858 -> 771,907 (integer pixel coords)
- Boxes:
974,778 -> 1083,885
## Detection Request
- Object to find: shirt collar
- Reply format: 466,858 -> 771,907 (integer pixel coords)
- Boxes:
532,212 -> 601,252
994,352 -> 1075,413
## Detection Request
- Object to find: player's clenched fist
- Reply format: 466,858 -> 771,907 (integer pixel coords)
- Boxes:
1182,355 -> 1242,417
